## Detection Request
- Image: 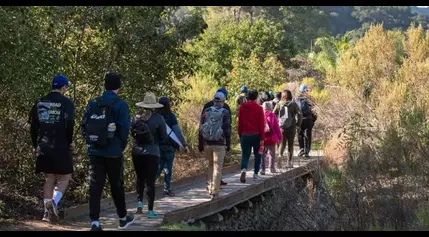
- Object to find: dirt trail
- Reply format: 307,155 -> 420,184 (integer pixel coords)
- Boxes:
0,219 -> 86,231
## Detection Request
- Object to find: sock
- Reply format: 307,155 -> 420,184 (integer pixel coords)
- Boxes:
119,216 -> 126,221
53,190 -> 63,206
43,198 -> 50,212
91,221 -> 100,227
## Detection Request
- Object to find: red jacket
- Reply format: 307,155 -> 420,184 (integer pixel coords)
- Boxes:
238,101 -> 265,141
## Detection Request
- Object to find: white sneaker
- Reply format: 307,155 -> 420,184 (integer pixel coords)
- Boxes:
253,174 -> 259,180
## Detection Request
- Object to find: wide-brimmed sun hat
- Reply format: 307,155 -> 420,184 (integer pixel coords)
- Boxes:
136,92 -> 164,109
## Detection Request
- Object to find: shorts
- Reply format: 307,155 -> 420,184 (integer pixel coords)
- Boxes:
36,152 -> 73,175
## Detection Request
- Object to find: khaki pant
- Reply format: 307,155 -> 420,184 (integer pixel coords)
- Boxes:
204,145 -> 226,195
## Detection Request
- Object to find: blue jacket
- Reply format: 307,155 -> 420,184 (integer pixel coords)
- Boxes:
81,91 -> 131,157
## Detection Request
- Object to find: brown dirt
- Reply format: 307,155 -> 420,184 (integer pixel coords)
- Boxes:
0,218 -> 86,231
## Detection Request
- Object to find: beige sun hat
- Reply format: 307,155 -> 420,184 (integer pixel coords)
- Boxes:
136,92 -> 164,109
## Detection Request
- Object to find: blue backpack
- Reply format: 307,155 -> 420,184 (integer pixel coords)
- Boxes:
297,97 -> 312,117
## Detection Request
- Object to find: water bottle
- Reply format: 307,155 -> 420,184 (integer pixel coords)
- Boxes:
108,123 -> 116,139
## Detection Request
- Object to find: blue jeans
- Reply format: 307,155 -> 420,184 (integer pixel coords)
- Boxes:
240,134 -> 262,175
156,145 -> 176,192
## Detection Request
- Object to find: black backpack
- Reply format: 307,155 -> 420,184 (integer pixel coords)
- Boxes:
131,117 -> 154,145
84,97 -> 119,148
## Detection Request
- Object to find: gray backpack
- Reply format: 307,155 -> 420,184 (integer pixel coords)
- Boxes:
278,101 -> 294,129
201,106 -> 225,141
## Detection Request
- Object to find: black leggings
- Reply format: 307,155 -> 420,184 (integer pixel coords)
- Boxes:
280,125 -> 296,162
132,154 -> 159,211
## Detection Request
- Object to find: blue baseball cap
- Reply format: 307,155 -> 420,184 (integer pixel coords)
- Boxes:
240,86 -> 248,93
299,85 -> 308,92
213,92 -> 226,102
217,87 -> 228,99
52,74 -> 69,88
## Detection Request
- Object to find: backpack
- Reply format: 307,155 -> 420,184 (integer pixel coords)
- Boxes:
132,117 -> 154,145
238,95 -> 248,105
278,101 -> 294,129
201,106 -> 225,141
35,98 -> 66,156
84,97 -> 119,148
297,97 -> 312,117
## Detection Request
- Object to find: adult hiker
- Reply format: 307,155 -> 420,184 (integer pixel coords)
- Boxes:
81,72 -> 134,231
156,96 -> 189,197
258,90 -> 271,105
236,85 -> 249,106
132,92 -> 168,218
273,92 -> 281,107
201,87 -> 230,188
260,101 -> 282,175
199,91 -> 231,199
28,74 -> 75,223
238,89 -> 265,182
273,89 -> 303,168
296,85 -> 317,157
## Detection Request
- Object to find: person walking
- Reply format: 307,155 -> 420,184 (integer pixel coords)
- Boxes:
81,72 -> 134,231
260,101 -> 282,175
201,87 -> 230,188
132,92 -> 168,218
28,74 -> 75,223
199,92 -> 231,199
156,97 -> 189,197
296,85 -> 317,157
238,90 -> 265,183
236,85 -> 248,106
273,90 -> 303,168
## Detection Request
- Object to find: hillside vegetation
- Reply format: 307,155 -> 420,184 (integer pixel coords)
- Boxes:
1,6 -> 429,230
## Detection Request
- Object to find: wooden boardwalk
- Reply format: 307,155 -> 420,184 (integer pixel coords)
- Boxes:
59,149 -> 324,231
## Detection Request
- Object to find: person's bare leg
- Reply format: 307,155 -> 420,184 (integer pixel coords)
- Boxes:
53,174 -> 72,207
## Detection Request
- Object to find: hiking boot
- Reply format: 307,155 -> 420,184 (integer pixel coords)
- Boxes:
136,201 -> 143,214
42,211 -> 49,222
220,180 -> 228,187
260,170 -> 266,175
118,214 -> 135,229
147,210 -> 159,219
91,224 -> 103,231
163,190 -> 176,197
46,199 -> 58,223
240,169 -> 247,183
298,149 -> 306,157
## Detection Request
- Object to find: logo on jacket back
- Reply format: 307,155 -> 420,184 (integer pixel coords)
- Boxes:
90,114 -> 106,120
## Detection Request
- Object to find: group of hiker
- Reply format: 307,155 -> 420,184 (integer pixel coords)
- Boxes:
233,86 -> 317,185
28,73 -> 316,231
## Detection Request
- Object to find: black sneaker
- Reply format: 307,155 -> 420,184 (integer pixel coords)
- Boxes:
304,153 -> 310,158
163,190 -> 176,197
91,224 -> 103,231
298,150 -> 306,157
220,180 -> 228,187
118,214 -> 135,230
